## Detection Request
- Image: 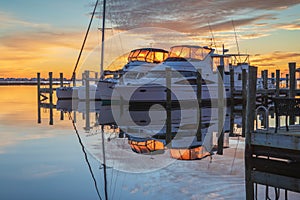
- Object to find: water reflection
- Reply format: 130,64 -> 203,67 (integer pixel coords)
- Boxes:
38,96 -> 300,199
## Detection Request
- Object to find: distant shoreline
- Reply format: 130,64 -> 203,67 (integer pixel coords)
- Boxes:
0,81 -> 71,86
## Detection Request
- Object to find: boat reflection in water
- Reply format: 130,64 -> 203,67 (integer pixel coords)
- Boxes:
56,99 -> 231,163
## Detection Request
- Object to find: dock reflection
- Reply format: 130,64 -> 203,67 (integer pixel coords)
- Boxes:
38,98 -> 300,199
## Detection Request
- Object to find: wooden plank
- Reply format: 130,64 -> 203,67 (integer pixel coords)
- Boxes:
252,171 -> 300,193
252,131 -> 300,150
251,157 -> 300,179
252,145 -> 300,161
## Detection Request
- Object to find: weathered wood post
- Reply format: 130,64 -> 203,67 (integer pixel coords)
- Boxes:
286,74 -> 289,88
289,62 -> 296,125
229,68 -> 235,136
37,73 -> 41,124
59,73 -> 64,121
271,72 -> 275,85
263,70 -> 268,106
166,67 -> 172,146
242,69 -> 247,137
217,65 -> 224,155
72,72 -> 76,86
245,66 -> 257,200
276,70 -> 280,97
85,70 -> 91,132
59,72 -> 64,87
196,69 -> 202,141
95,72 -> 98,84
49,72 -> 53,125
289,62 -> 296,98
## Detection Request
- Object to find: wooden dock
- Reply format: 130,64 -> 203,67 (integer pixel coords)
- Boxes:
244,66 -> 300,199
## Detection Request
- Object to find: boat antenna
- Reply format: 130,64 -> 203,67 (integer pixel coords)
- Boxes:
207,21 -> 218,54
70,0 -> 99,84
100,0 -> 107,79
231,20 -> 241,62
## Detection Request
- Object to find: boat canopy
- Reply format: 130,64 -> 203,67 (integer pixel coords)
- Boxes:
128,48 -> 168,63
128,136 -> 165,155
168,45 -> 212,61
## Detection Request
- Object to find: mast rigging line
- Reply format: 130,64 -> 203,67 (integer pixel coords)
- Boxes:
68,112 -> 103,200
70,0 -> 99,83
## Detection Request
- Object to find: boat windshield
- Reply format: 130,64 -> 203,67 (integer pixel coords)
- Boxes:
168,46 -> 211,61
128,49 -> 168,63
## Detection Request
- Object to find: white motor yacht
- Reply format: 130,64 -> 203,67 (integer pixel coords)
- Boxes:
78,47 -> 168,100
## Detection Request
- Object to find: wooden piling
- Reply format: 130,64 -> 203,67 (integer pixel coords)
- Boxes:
289,62 -> 296,98
289,63 -> 296,125
245,66 -> 257,200
217,65 -> 224,155
242,69 -> 247,137
166,67 -> 172,146
286,74 -> 289,88
72,72 -> 76,86
196,69 -> 202,142
60,72 -> 64,87
49,72 -> 53,125
263,70 -> 268,106
85,71 -> 91,132
37,73 -> 41,124
276,70 -> 280,97
229,68 -> 235,136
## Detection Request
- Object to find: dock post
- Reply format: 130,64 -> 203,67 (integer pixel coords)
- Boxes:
217,65 -> 224,155
59,72 -> 64,87
196,69 -> 202,141
289,63 -> 296,125
85,71 -> 91,132
37,73 -> 41,124
245,66 -> 257,200
263,70 -> 268,106
289,62 -> 296,98
286,74 -> 289,88
276,70 -> 280,97
271,72 -> 275,85
166,67 -> 172,146
72,72 -> 76,86
49,72 -> 53,125
59,72 -> 64,120
229,68 -> 235,136
242,69 -> 247,137
95,72 -> 98,84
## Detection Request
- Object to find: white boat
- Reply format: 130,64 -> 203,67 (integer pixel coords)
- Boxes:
112,45 -> 234,102
81,48 -> 169,100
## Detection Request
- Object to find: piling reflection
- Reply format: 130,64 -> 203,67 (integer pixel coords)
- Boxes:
38,97 -> 300,199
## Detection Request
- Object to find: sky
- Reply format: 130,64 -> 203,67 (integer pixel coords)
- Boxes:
0,0 -> 300,78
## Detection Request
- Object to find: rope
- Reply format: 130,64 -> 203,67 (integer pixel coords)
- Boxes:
70,0 -> 99,83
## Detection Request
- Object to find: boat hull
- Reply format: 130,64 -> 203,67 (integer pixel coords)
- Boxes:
112,84 -> 230,103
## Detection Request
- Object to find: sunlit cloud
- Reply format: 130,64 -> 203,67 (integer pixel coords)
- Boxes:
251,51 -> 300,72
277,23 -> 300,30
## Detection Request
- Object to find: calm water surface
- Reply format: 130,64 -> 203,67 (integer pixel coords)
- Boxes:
0,86 -> 298,200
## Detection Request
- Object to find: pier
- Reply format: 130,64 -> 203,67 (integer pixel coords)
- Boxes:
243,66 -> 300,200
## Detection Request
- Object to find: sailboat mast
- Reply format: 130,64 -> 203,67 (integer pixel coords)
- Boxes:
100,0 -> 106,79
